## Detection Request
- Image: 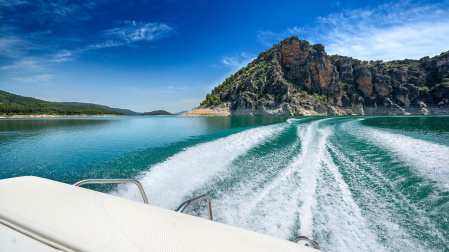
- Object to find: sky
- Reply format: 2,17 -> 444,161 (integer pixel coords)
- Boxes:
1,0 -> 449,113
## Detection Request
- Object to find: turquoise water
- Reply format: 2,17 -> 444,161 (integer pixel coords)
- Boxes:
1,115 -> 448,251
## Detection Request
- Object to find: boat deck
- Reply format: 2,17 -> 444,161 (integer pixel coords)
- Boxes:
0,176 -> 317,252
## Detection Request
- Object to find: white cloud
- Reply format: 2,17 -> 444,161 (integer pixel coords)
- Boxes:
0,0 -> 29,7
286,26 -> 303,35
258,2 -> 449,61
103,21 -> 173,44
51,50 -> 74,63
0,49 -> 78,71
13,73 -> 54,83
0,21 -> 173,72
222,52 -> 255,69
257,26 -> 304,47
0,36 -> 24,58
315,2 -> 449,60
31,0 -> 97,21
0,59 -> 42,71
87,40 -> 122,49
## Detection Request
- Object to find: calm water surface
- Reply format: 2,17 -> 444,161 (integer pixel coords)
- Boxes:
1,115 -> 448,252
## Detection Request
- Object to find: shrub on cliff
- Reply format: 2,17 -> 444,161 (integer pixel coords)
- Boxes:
201,94 -> 221,106
313,93 -> 327,102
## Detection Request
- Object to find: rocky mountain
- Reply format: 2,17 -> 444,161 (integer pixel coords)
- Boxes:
183,36 -> 449,116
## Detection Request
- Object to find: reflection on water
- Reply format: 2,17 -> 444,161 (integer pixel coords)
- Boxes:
0,118 -> 114,146
198,116 -> 287,130
0,116 -> 288,182
361,115 -> 449,138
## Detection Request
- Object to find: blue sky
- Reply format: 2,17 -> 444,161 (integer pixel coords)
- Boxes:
1,0 -> 449,113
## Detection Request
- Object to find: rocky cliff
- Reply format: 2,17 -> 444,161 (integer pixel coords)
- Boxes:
182,36 -> 449,116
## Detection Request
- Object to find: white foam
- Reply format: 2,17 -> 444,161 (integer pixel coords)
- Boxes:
287,118 -> 302,124
200,119 -> 325,240
331,121 -> 449,250
208,119 -> 334,240
111,118 -> 448,251
346,121 -> 449,190
319,142 -> 399,251
113,123 -> 286,209
294,120 -> 328,236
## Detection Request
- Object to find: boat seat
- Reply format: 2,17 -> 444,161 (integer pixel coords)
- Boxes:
0,176 -> 317,252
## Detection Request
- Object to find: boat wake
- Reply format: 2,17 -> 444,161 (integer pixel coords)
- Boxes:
114,117 -> 449,252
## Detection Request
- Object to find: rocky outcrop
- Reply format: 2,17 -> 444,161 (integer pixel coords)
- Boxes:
185,36 -> 449,116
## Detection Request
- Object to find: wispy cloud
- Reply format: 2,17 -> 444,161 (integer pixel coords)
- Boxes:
0,58 -> 42,71
0,35 -> 25,58
87,40 -> 122,50
258,1 -> 449,60
0,0 -> 29,7
313,2 -> 449,60
222,52 -> 255,69
50,50 -> 75,63
1,0 -> 175,74
0,49 -> 79,71
257,26 -> 303,47
0,21 -> 174,72
31,0 -> 97,22
13,73 -> 54,83
102,21 -> 173,45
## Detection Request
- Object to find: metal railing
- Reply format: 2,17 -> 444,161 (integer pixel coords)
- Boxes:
73,179 -> 149,204
175,194 -> 213,221
74,179 -> 212,220
294,236 -> 320,250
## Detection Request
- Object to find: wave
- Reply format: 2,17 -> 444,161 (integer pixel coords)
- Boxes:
113,117 -> 449,252
287,118 -> 302,124
113,123 -> 287,209
345,120 -> 449,190
215,119 -> 328,239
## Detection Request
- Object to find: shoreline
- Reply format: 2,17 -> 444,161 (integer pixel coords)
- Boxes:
0,114 -> 124,119
180,104 -> 449,117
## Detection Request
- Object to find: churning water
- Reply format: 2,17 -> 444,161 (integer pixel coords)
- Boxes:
1,116 -> 448,251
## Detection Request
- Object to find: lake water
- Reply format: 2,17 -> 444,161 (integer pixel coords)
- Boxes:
1,115 -> 448,251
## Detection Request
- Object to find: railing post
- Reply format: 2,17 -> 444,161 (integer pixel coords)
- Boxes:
293,236 -> 320,250
175,194 -> 213,221
73,179 -> 148,204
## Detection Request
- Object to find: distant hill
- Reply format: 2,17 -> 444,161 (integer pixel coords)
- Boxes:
174,111 -> 188,115
0,90 -> 124,116
142,110 -> 173,116
59,102 -> 141,116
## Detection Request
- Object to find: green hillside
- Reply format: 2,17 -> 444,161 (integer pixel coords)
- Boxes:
0,90 -> 124,116
59,102 -> 141,115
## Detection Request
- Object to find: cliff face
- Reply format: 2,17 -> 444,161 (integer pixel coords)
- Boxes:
183,36 -> 449,116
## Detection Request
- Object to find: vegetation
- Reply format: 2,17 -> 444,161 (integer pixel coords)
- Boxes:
201,94 -> 221,106
211,60 -> 269,96
211,71 -> 241,95
430,78 -> 449,91
142,110 -> 173,116
0,90 -> 124,116
418,86 -> 430,92
59,102 -> 140,115
313,93 -> 327,102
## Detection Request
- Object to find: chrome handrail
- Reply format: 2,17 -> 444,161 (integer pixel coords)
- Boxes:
73,179 -> 148,204
175,194 -> 213,221
294,236 -> 320,250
